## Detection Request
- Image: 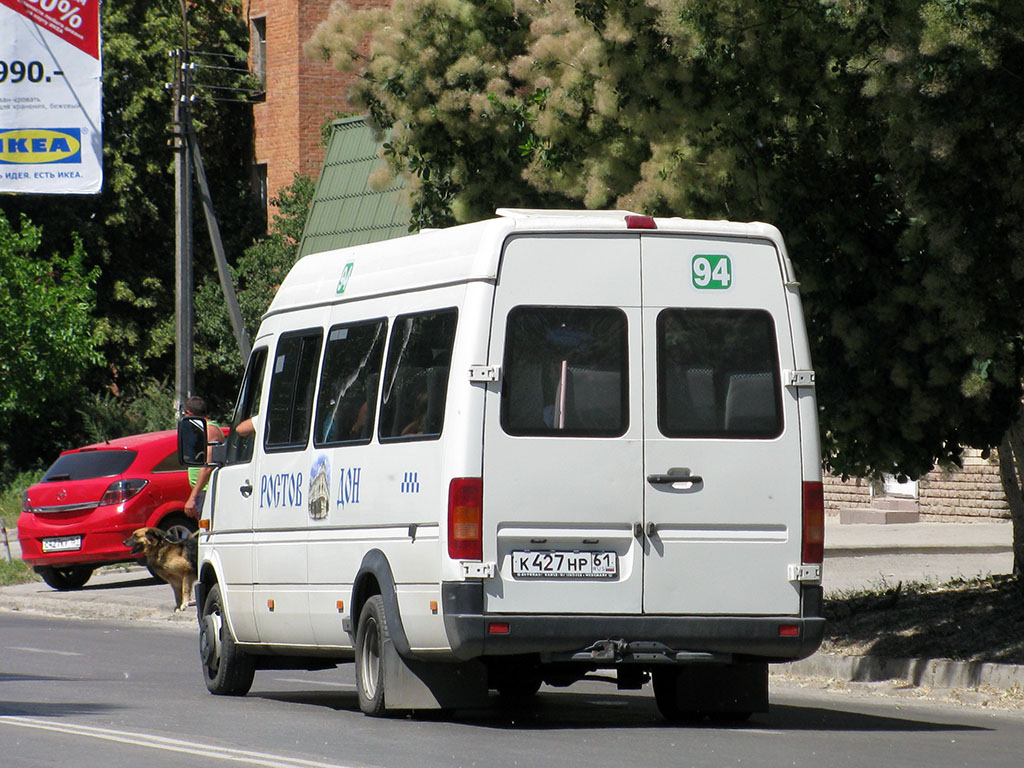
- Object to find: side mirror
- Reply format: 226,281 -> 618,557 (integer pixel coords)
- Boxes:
177,417 -> 208,466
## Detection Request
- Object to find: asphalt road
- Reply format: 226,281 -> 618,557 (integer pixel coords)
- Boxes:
2,612 -> 1023,768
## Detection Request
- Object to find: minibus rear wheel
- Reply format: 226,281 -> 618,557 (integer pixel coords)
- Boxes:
355,595 -> 390,716
200,583 -> 255,696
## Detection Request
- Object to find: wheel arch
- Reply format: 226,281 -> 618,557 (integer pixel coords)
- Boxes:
144,502 -> 188,529
195,556 -> 224,624
350,549 -> 412,657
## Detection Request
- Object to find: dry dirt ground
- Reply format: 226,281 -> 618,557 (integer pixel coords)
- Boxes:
822,575 -> 1024,664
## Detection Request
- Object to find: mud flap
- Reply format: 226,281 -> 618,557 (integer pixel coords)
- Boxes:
669,663 -> 769,714
381,634 -> 489,711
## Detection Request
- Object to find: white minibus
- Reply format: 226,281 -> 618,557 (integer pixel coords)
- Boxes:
180,208 -> 824,721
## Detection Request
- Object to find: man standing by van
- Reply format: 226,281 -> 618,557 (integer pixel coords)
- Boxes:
183,396 -> 222,520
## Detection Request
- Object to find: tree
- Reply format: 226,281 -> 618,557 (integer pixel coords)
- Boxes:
191,175 -> 315,413
310,0 -> 1024,571
0,0 -> 262,399
0,0 -> 263,477
0,212 -> 102,477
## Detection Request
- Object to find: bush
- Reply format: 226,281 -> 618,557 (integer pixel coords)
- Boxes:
0,468 -> 43,520
77,379 -> 177,443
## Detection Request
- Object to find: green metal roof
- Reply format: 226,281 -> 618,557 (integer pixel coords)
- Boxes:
298,116 -> 411,258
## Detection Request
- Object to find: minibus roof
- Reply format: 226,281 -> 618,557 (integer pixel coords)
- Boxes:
268,210 -> 786,317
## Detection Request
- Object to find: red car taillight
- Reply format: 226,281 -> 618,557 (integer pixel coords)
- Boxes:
448,477 -> 482,560
100,479 -> 149,506
22,491 -> 31,514
802,480 -> 825,564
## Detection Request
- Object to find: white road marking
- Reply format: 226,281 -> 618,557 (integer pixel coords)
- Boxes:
8,646 -> 82,657
0,716 -> 360,768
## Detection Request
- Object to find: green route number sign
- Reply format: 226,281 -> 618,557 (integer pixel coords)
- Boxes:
692,254 -> 732,290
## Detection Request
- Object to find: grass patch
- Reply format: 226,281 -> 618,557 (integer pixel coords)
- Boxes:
0,557 -> 36,586
823,575 -> 1024,664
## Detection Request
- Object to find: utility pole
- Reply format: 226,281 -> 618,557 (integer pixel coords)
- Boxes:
172,32 -> 194,412
190,133 -> 251,363
171,0 -> 251,411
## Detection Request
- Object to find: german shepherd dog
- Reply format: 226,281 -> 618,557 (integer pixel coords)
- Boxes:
123,527 -> 198,612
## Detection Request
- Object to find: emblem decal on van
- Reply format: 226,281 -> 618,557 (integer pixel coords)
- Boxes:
309,455 -> 330,519
336,262 -> 355,295
692,254 -> 732,290
400,471 -> 420,494
336,466 -> 362,509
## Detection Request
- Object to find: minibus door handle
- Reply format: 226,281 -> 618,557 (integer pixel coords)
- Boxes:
240,481 -> 253,498
646,473 -> 703,486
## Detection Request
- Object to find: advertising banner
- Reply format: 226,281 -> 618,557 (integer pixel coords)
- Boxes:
0,0 -> 102,194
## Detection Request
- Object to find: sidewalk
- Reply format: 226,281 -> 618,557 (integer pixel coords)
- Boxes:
1,518 -> 1021,702
821,516 -> 1014,593
824,516 -> 1013,557
0,563 -> 196,626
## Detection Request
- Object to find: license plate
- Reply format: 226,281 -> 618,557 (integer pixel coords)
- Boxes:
42,535 -> 82,553
511,550 -> 617,580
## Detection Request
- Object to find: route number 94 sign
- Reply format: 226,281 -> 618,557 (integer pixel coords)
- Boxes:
0,0 -> 102,194
692,254 -> 733,290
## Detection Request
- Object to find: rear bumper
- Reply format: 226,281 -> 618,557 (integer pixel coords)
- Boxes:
18,528 -> 141,569
441,582 -> 825,663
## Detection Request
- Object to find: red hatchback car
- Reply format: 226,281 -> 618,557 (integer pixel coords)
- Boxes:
19,429 -> 204,590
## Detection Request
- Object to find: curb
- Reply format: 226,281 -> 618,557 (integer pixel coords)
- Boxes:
0,594 -> 197,626
826,545 -> 1012,558
778,652 -> 1024,693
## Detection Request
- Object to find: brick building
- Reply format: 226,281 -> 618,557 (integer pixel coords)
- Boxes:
242,0 -> 391,220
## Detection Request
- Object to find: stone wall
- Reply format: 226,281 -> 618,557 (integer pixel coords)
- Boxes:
824,449 -> 1010,521
918,450 -> 1010,520
823,474 -> 872,514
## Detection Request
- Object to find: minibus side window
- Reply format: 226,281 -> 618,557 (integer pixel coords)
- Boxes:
225,347 -> 267,465
657,308 -> 782,439
314,319 -> 387,447
265,329 -> 323,451
501,306 -> 628,437
379,309 -> 457,441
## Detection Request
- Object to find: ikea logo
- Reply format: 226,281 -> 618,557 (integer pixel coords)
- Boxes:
0,129 -> 82,165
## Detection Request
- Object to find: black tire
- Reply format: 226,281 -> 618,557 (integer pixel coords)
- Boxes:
199,583 -> 255,696
37,565 -> 94,591
159,514 -> 197,543
355,595 -> 390,716
491,664 -> 542,701
652,668 -> 701,724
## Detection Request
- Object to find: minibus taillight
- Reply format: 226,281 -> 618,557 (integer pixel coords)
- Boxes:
802,480 -> 825,564
448,477 -> 483,560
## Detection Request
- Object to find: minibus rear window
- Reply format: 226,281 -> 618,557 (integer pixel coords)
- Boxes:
501,306 -> 628,437
657,308 -> 782,439
314,319 -> 387,447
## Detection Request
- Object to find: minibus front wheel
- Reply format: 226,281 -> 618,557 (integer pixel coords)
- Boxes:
200,583 -> 255,696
